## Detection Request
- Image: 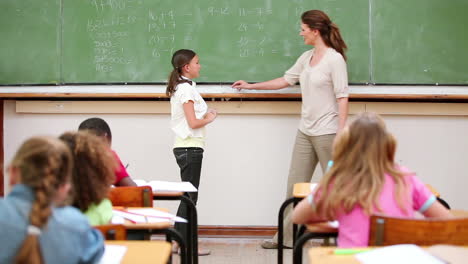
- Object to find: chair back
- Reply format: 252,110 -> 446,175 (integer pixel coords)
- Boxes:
369,215 -> 468,246
109,186 -> 153,207
95,224 -> 127,240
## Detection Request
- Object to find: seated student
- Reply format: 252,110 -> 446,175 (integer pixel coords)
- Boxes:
0,136 -> 104,264
60,131 -> 116,226
78,117 -> 137,187
292,112 -> 453,248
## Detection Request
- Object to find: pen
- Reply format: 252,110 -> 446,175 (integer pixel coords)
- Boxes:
333,248 -> 370,255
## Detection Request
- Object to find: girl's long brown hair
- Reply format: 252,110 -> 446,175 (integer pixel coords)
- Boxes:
166,49 -> 196,97
13,137 -> 73,264
301,10 -> 347,61
59,131 -> 116,212
315,112 -> 410,219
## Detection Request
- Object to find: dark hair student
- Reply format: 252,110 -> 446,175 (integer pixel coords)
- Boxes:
166,49 -> 197,97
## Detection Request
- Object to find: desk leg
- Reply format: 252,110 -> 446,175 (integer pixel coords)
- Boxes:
153,195 -> 198,264
292,199 -> 299,246
278,197 -> 296,264
180,195 -> 198,264
292,232 -> 338,264
157,228 -> 187,264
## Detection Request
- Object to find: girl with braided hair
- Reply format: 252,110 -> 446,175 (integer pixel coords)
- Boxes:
0,136 -> 104,264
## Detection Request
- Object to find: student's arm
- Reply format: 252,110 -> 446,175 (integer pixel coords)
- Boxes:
292,195 -> 328,224
410,175 -> 453,218
116,177 -> 137,187
337,97 -> 348,133
232,77 -> 290,90
183,101 -> 217,129
422,201 -> 453,218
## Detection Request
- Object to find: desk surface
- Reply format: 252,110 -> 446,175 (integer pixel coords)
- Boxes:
451,209 -> 468,218
293,183 -> 314,198
105,241 -> 171,264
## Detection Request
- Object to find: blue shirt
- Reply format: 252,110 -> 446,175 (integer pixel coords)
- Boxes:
0,184 -> 104,264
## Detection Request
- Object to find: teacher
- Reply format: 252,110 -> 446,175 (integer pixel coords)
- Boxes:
232,9 -> 349,249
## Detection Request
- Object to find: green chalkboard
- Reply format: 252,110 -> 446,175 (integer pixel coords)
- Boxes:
0,0 -> 60,84
62,0 -> 368,83
372,0 -> 468,84
1,0 -> 467,85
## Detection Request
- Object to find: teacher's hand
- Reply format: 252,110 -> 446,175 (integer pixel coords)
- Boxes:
232,80 -> 251,91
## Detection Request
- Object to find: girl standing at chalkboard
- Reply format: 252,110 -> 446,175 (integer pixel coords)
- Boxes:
166,49 -> 217,256
233,10 -> 349,249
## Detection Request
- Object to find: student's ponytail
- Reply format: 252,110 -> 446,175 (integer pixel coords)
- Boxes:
166,49 -> 196,97
166,68 -> 181,97
301,10 -> 347,61
12,137 -> 73,264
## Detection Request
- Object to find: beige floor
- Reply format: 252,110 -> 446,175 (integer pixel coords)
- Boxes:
169,237 -> 322,264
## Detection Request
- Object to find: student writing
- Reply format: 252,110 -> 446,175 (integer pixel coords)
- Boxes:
292,112 -> 453,247
0,136 -> 104,264
78,117 -> 137,187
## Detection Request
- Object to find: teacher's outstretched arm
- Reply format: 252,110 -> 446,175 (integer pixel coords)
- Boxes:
232,77 -> 290,91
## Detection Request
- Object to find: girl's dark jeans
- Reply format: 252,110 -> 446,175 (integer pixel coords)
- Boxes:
173,147 -> 204,243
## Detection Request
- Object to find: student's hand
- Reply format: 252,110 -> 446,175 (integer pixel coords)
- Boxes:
232,80 -> 251,90
207,108 -> 217,115
205,110 -> 217,123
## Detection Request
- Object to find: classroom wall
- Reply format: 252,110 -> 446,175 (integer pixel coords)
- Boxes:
3,100 -> 468,226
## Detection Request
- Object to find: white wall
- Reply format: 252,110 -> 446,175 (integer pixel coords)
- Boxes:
3,100 -> 468,226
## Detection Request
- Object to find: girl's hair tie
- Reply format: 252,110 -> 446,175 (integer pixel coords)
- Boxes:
27,225 -> 42,236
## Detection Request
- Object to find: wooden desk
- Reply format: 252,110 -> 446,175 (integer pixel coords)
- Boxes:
293,183 -> 314,198
105,241 -> 171,264
278,182 -> 317,264
451,209 -> 468,218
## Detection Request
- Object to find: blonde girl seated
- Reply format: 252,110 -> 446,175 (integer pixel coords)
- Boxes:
292,112 -> 452,247
0,136 -> 104,263
60,131 -> 116,226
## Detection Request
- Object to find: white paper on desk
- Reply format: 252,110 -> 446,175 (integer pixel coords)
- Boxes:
356,244 -> 446,264
134,180 -> 197,192
112,210 -> 146,223
99,245 -> 127,264
127,208 -> 188,223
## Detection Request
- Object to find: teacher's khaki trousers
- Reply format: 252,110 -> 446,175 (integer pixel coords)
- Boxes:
272,130 -> 335,247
